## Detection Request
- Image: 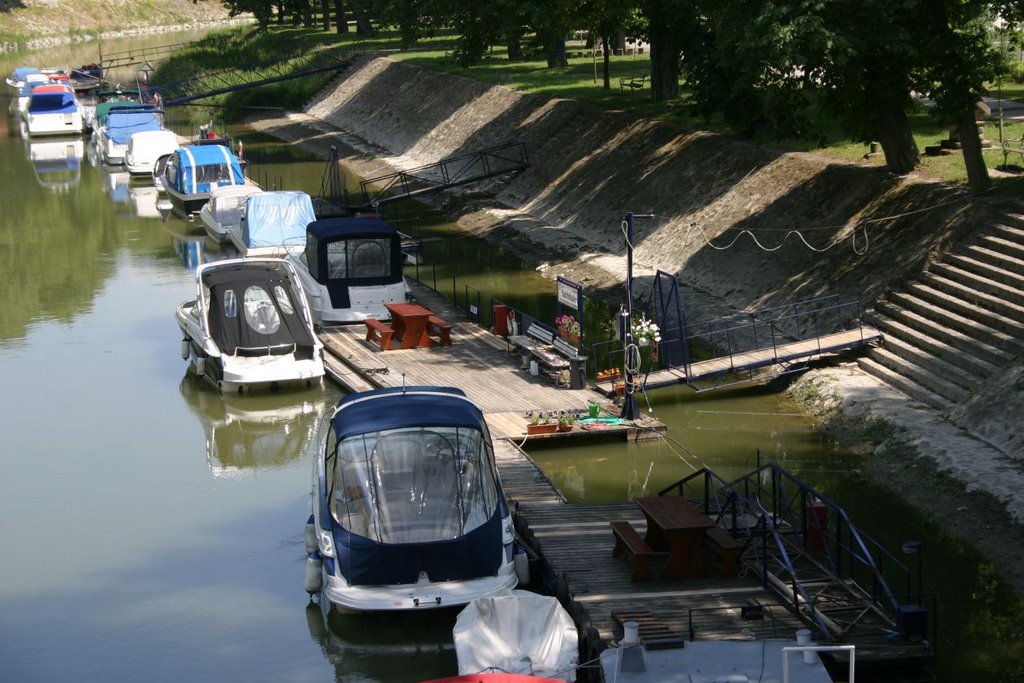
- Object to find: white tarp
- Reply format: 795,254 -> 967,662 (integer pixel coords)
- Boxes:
454,590 -> 578,681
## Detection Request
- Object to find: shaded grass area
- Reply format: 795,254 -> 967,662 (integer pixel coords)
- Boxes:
156,26 -> 1024,187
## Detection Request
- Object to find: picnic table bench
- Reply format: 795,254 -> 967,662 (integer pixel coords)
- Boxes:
364,319 -> 394,351
427,315 -> 452,346
704,525 -> 743,576
611,520 -> 655,582
619,74 -> 646,90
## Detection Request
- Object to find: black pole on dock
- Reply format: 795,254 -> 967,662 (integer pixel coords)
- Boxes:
621,211 -> 653,421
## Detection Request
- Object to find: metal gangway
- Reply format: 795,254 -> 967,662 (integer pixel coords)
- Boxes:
660,462 -> 936,670
99,37 -> 227,72
356,141 -> 529,208
593,270 -> 882,394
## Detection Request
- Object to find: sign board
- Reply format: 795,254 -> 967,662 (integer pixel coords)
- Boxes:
557,277 -> 581,311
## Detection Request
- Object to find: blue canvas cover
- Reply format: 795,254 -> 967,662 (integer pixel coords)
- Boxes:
303,216 -> 405,310
27,89 -> 76,114
241,191 -> 316,251
12,67 -> 40,82
107,109 -> 162,145
322,387 -> 508,586
170,145 -> 246,195
94,100 -> 144,128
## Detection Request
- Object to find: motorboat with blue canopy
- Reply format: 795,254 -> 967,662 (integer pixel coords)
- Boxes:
230,190 -> 317,257
23,84 -> 83,136
7,66 -> 41,90
175,257 -> 325,393
288,215 -> 410,324
97,104 -> 163,165
158,144 -> 251,218
306,386 -> 518,612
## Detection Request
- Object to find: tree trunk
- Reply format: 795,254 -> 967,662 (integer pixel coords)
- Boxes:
957,111 -> 991,193
320,0 -> 331,31
334,0 -> 347,33
876,101 -> 920,175
602,36 -> 611,89
351,0 -> 373,35
545,36 -> 567,68
506,29 -> 522,61
649,40 -> 679,101
276,3 -> 285,25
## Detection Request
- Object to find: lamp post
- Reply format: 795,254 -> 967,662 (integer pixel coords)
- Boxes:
620,211 -> 653,421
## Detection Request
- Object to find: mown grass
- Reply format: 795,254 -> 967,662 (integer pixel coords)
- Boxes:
160,25 -> 1024,186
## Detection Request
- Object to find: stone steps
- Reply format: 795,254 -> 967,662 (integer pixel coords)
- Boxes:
860,218 -> 1024,409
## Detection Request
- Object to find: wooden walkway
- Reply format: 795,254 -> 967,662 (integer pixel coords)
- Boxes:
317,282 -> 664,440
495,438 -> 932,674
493,440 -> 809,647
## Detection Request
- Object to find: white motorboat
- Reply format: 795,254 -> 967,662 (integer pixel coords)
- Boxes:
176,257 -> 325,393
157,144 -> 253,218
96,104 -> 163,165
22,84 -> 84,137
228,190 -> 317,257
124,128 -> 179,177
453,591 -> 578,681
199,184 -> 265,244
305,386 -> 519,612
287,215 -> 410,324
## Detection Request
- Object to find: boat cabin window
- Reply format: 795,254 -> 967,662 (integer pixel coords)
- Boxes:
328,426 -> 497,544
273,285 -> 295,316
195,163 -> 233,188
223,289 -> 238,318
323,238 -> 391,280
243,286 -> 281,335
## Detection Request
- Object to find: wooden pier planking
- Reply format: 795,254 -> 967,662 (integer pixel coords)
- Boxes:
492,438 -> 809,646
316,281 -> 665,439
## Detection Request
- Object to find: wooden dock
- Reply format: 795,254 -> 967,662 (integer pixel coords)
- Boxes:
495,438 -> 932,678
316,281 -> 664,440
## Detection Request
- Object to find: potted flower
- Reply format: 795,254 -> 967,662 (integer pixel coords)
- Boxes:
557,410 -> 576,432
630,314 -> 661,347
555,314 -> 581,345
525,410 -> 557,435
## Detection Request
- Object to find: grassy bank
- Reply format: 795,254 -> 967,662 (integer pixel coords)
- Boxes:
160,25 -> 1024,186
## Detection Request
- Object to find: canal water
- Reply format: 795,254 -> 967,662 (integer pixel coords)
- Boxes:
1,34 -> 1022,683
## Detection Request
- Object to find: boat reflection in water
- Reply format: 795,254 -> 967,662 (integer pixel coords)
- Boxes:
27,136 -> 83,191
128,182 -> 161,219
179,374 -> 330,476
304,598 -> 457,681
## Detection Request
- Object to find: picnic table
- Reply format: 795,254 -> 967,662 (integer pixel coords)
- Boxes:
636,496 -> 715,579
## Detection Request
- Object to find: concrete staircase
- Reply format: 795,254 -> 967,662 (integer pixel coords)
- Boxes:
859,217 -> 1024,414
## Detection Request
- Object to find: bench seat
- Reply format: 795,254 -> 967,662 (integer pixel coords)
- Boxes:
427,315 -> 452,346
611,520 -> 655,582
364,319 -> 394,351
704,526 -> 742,576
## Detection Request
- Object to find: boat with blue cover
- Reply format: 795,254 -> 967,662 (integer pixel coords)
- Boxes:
157,144 -> 253,218
22,84 -> 84,137
96,103 -> 163,165
229,190 -> 317,257
305,386 -> 519,612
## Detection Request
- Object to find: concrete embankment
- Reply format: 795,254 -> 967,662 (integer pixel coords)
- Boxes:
247,53 -> 1024,592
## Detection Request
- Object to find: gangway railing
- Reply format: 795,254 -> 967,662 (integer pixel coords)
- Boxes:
99,37 -> 227,71
358,141 -> 529,208
657,463 -> 933,651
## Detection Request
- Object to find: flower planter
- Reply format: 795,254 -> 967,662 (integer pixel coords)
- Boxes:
527,423 -> 558,435
557,423 -> 574,432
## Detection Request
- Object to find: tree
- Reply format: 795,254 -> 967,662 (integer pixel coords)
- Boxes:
640,0 -> 691,101
579,0 -> 638,89
335,0 -> 348,33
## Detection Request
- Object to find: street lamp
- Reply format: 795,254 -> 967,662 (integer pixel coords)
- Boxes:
620,211 -> 653,421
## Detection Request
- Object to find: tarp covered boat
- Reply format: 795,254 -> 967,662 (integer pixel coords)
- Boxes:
231,190 -> 317,257
453,591 -> 579,681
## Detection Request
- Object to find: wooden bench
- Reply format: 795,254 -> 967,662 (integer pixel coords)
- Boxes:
619,74 -> 646,91
509,323 -> 571,384
704,526 -> 742,576
364,319 -> 394,351
427,315 -> 452,346
611,520 -> 655,582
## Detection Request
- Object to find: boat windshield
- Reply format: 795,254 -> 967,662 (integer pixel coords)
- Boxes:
325,237 -> 391,279
328,426 -> 498,543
